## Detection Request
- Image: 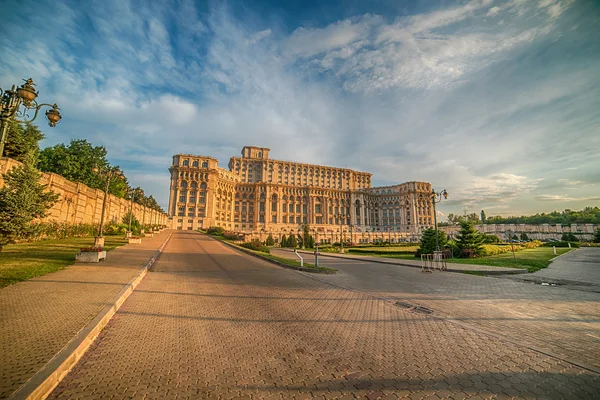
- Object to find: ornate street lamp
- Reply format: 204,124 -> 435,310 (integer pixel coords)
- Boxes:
93,166 -> 124,247
0,78 -> 62,157
431,188 -> 449,251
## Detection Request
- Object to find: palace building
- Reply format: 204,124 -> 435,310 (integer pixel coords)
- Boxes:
168,146 -> 434,243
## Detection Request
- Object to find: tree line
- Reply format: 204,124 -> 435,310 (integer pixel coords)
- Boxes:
443,207 -> 600,226
3,121 -> 164,212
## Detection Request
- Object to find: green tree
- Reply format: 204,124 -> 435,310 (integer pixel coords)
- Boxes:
593,229 -> 600,243
455,221 -> 484,258
520,232 -> 529,241
38,139 -> 129,198
122,210 -> 141,233
0,153 -> 59,249
481,210 -> 487,224
266,233 -> 275,246
288,234 -> 298,248
280,234 -> 288,247
302,225 -> 315,248
561,232 -> 579,242
3,121 -> 45,162
418,227 -> 448,255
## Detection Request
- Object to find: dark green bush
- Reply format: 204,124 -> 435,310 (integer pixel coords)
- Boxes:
207,226 -> 225,236
240,240 -> 270,253
542,241 -> 580,248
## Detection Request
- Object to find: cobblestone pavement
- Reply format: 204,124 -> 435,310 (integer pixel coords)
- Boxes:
50,231 -> 600,399
271,249 -> 600,372
0,231 -> 171,399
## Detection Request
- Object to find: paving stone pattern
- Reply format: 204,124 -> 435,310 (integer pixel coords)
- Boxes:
271,249 -> 600,373
50,232 -> 599,399
0,231 -> 170,399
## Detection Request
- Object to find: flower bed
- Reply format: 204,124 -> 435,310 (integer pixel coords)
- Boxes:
128,236 -> 142,244
76,247 -> 107,262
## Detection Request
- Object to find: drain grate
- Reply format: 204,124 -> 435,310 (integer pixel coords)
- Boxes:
395,301 -> 413,309
411,306 -> 434,314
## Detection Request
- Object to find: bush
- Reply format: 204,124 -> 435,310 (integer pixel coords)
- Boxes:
240,240 -> 270,253
561,233 -> 579,242
266,234 -> 275,246
207,226 -> 225,236
103,222 -> 128,236
223,232 -> 242,240
460,248 -> 479,258
542,241 -> 580,248
30,221 -> 98,240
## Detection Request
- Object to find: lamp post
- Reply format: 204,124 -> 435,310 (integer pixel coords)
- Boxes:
339,212 -> 345,253
1,78 -> 62,157
93,166 -> 123,247
431,188 -> 449,251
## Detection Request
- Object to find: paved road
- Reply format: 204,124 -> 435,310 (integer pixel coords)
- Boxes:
271,248 -> 600,372
506,248 -> 600,290
50,232 -> 599,399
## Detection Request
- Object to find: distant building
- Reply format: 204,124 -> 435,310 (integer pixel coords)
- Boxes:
168,146 -> 434,242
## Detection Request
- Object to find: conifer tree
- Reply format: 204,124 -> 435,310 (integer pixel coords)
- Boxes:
0,153 -> 59,249
418,227 -> 447,255
455,221 -> 484,258
280,234 -> 288,247
288,234 -> 298,248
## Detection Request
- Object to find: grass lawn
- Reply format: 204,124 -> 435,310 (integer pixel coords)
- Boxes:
0,236 -> 129,288
446,247 -> 572,272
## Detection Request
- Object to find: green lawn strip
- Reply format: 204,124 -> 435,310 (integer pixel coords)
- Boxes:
0,236 -> 129,288
446,247 -> 572,273
207,234 -> 336,273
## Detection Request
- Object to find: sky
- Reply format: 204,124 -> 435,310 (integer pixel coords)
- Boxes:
1,0 -> 599,220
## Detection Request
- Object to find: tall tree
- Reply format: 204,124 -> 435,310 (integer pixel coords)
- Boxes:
455,221 -> 484,258
37,139 -> 129,198
0,153 -> 59,249
480,210 -> 487,224
3,121 -> 44,161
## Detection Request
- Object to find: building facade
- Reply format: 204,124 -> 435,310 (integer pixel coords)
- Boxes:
168,146 -> 434,242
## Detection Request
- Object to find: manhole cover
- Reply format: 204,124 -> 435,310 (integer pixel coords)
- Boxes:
411,306 -> 434,314
395,301 -> 413,309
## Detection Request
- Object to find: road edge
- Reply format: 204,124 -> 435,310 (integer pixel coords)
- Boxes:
10,232 -> 174,400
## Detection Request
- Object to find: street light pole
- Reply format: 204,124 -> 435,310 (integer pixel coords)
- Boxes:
339,212 -> 345,253
431,188 -> 449,252
1,78 -> 62,157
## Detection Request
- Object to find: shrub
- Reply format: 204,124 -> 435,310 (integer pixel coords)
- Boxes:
103,222 -> 128,236
561,232 -> 579,242
29,221 -> 98,240
207,226 -> 225,236
240,240 -> 270,253
223,232 -> 242,241
266,234 -> 275,246
460,248 -> 479,258
542,241 -> 580,248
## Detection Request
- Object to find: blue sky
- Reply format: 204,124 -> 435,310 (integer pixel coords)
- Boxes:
1,0 -> 599,219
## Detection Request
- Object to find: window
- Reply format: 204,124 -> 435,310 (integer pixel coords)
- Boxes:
177,219 -> 183,223
296,204 -> 301,213
302,205 -> 307,214
260,202 -> 265,212
179,195 -> 186,203
183,159 -> 189,166
315,204 -> 321,213
259,215 -> 265,223
296,216 -> 301,224
199,198 -> 205,203
316,217 -> 323,224
272,215 -> 277,223
283,216 -> 287,223
202,161 -> 208,168
192,161 -> 198,167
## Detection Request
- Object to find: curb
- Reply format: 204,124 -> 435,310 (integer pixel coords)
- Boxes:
10,232 -> 174,400
205,235 -> 336,274
287,249 -> 527,275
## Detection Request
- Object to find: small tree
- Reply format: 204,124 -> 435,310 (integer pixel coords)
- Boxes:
455,221 -> 484,258
288,234 -> 298,248
520,232 -> 529,241
480,210 -> 487,224
561,232 -> 579,242
280,234 -> 288,247
593,229 -> 600,243
266,233 -> 275,246
121,211 -> 141,234
418,227 -> 448,255
0,153 -> 59,249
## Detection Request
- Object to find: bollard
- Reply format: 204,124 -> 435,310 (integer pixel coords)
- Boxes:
294,249 -> 304,267
568,242 -> 571,249
314,244 -> 319,268
553,246 -> 556,255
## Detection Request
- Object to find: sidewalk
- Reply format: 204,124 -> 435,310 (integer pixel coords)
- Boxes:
0,230 -> 173,399
276,248 -> 527,274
